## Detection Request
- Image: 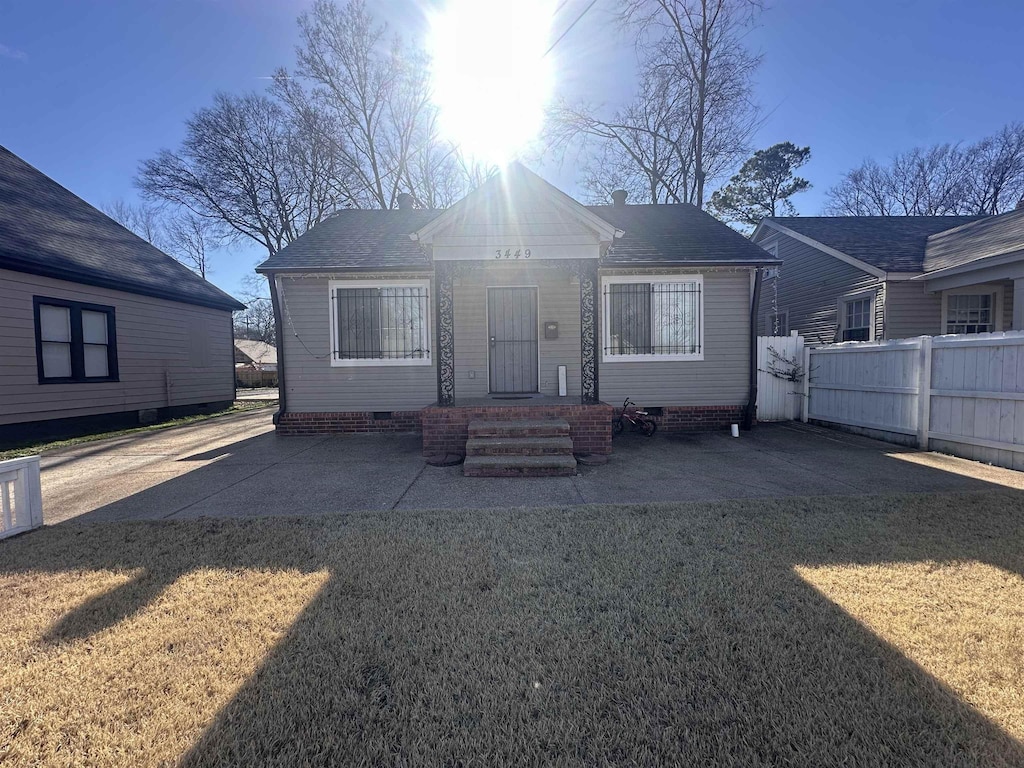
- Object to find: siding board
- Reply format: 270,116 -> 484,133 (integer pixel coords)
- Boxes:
0,268 -> 234,426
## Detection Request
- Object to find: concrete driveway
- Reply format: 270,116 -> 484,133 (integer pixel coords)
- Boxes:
38,408 -> 1024,525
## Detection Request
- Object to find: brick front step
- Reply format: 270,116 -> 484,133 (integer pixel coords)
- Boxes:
466,436 -> 574,456
463,455 -> 577,477
468,419 -> 570,439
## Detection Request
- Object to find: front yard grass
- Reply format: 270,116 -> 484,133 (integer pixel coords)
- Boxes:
1,491 -> 1023,766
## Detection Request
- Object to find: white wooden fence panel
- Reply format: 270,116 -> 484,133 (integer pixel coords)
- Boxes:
805,330 -> 1024,471
756,334 -> 805,421
0,456 -> 43,540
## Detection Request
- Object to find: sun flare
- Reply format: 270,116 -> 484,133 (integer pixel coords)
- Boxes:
428,0 -> 555,166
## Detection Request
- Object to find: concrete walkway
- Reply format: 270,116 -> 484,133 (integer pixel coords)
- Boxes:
38,408 -> 1024,525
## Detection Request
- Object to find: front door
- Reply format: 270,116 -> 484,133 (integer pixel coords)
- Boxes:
488,287 -> 539,394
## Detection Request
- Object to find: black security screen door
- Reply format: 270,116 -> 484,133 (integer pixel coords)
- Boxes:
488,287 -> 539,394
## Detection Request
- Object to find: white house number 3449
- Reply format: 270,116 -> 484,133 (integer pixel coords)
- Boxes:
494,248 -> 531,259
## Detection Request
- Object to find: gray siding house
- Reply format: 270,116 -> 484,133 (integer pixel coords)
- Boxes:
257,164 -> 779,460
751,212 -> 1024,344
0,146 -> 244,444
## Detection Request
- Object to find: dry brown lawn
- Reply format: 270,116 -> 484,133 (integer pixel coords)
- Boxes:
1,491 -> 1023,766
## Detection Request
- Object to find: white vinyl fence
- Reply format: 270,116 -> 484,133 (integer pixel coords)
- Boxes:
0,456 -> 43,540
802,330 -> 1024,470
757,333 -> 806,421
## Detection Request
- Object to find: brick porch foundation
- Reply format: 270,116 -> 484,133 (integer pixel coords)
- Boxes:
276,410 -> 422,435
653,405 -> 745,432
422,403 -> 614,457
275,403 -> 745,445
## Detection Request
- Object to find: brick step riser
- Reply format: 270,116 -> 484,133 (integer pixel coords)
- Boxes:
466,438 -> 574,456
467,447 -> 573,457
464,466 -> 577,478
468,427 -> 569,439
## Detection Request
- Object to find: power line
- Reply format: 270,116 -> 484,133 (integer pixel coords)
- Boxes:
544,0 -> 600,58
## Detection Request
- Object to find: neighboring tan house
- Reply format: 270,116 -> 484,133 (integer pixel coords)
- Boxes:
256,162 -> 779,472
0,145 -> 244,445
234,339 -> 278,387
751,213 -> 1024,343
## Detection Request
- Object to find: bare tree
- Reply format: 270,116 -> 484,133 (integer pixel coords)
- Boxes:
164,212 -> 218,279
549,0 -> 761,207
233,275 -> 276,344
963,122 -> 1024,214
137,91 -> 348,258
103,199 -> 165,246
826,123 -> 1024,216
279,0 -> 473,211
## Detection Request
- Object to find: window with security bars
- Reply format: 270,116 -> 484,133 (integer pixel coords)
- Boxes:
946,293 -> 995,334
842,296 -> 872,341
604,279 -> 702,360
330,283 -> 431,365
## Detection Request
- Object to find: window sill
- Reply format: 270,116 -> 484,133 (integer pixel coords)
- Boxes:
330,358 -> 433,368
37,376 -> 120,385
602,354 -> 704,363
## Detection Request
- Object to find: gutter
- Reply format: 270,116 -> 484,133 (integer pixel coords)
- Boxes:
268,273 -> 288,423
742,267 -> 764,431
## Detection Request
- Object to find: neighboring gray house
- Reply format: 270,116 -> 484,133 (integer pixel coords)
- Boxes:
751,212 -> 1024,343
0,146 -> 244,445
257,163 -> 779,463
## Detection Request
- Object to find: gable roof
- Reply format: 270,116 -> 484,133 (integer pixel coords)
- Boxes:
761,215 -> 986,273
591,203 -> 777,265
924,208 -> 1024,273
412,162 -> 622,245
259,179 -> 778,272
0,146 -> 243,311
234,339 -> 277,366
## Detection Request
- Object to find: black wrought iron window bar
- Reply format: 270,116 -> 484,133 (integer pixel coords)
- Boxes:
332,286 -> 430,360
604,282 -> 702,356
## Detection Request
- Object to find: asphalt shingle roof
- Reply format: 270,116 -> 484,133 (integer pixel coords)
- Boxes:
0,146 -> 243,311
257,209 -> 439,272
589,203 -> 776,264
924,209 -> 1024,273
257,202 -> 778,272
766,216 -> 986,272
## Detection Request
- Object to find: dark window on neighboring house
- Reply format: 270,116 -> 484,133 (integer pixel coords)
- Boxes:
33,297 -> 118,383
841,296 -> 872,341
767,310 -> 789,337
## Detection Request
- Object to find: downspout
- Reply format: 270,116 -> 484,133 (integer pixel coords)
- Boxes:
742,267 -> 764,431
229,312 -> 237,404
269,273 -> 288,424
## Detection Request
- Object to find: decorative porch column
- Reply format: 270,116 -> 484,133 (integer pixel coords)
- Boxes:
435,260 -> 456,405
579,260 -> 600,403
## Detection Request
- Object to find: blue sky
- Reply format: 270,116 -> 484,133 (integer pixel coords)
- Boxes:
1,0 -> 1022,301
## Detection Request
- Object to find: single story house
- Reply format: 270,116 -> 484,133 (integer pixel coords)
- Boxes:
751,209 -> 1024,344
256,163 -> 779,461
0,145 -> 244,445
234,339 -> 278,387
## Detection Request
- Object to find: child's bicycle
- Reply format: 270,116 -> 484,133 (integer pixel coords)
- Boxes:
612,398 -> 657,437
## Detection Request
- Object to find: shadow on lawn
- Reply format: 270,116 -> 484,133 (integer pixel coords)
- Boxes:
4,484 -> 1024,765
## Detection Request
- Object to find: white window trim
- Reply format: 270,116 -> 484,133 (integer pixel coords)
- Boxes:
762,239 -> 779,259
328,279 -> 432,367
940,285 -> 1004,334
838,290 -> 876,342
601,274 -> 704,363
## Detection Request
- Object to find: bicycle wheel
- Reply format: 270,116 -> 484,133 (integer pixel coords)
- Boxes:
612,417 -> 625,436
641,419 -> 657,437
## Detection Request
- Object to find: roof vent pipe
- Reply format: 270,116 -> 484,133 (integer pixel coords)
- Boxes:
397,193 -> 415,210
611,189 -> 628,207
